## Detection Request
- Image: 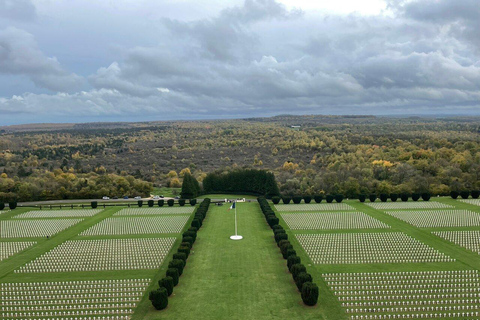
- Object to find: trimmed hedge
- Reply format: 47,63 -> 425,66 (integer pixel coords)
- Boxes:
390,193 -> 398,202
334,194 -> 344,203
166,268 -> 179,286
421,193 -> 431,201
8,202 -> 17,210
369,194 -> 377,202
460,191 -> 470,199
267,215 -> 279,228
290,264 -> 307,280
380,193 -> 388,202
314,195 -> 323,203
282,197 -> 291,204
472,190 -> 480,199
168,259 -> 185,276
326,195 -> 334,203
400,194 -> 409,202
91,201 -> 98,209
173,252 -> 187,264
287,255 -> 301,270
158,199 -> 164,207
257,197 -> 318,306
0,203 -> 4,210
148,200 -> 154,207
150,198 -> 211,312
450,191 -> 459,199
292,196 -> 302,204
182,236 -> 194,247
411,193 -> 420,201
178,199 -> 186,206
275,233 -> 288,244
272,196 -> 281,204
295,272 -> 312,291
301,282 -> 319,306
167,199 -> 175,206
189,199 -> 197,206
303,196 -> 312,204
358,194 -> 366,203
149,287 -> 168,310
158,277 -> 174,296
138,200 -> 143,207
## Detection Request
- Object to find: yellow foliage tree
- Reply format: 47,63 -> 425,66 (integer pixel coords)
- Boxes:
372,160 -> 394,168
179,168 -> 191,177
167,170 -> 178,178
282,161 -> 299,171
169,178 -> 181,188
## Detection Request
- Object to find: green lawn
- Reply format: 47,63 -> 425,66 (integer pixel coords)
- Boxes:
134,202 -> 341,320
153,187 -> 181,198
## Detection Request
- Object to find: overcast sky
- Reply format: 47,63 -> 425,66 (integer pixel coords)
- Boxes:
0,0 -> 479,124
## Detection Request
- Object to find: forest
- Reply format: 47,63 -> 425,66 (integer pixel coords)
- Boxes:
0,115 -> 479,201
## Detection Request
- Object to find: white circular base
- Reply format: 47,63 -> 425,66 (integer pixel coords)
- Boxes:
230,235 -> 243,240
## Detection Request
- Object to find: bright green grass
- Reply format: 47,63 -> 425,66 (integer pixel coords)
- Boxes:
153,187 -> 181,198
133,202 -> 343,320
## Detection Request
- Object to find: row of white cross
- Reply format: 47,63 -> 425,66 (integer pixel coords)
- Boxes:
459,199 -> 480,207
0,279 -> 150,320
323,271 -> 480,319
433,231 -> 480,254
113,207 -> 195,216
281,212 -> 390,230
1,220 -> 83,238
80,216 -> 190,236
385,210 -> 480,228
0,242 -> 36,261
296,233 -> 454,264
365,202 -> 452,210
15,238 -> 175,273
274,203 -> 355,212
14,210 -> 103,219
349,311 -> 480,319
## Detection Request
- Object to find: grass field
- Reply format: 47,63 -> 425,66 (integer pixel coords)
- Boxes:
152,187 -> 181,198
134,202 -> 339,320
196,193 -> 259,199
2,197 -> 480,319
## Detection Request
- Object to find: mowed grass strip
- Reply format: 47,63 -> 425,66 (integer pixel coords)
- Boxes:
134,202 -> 335,320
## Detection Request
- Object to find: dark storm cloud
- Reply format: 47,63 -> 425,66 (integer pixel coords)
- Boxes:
0,0 -> 479,123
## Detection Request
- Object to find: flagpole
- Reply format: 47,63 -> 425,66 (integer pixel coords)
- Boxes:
234,204 -> 237,236
230,201 -> 243,240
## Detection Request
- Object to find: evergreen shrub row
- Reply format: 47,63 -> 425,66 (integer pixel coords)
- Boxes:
360,193 -> 431,202
273,194 -> 344,204
450,190 -> 480,199
257,197 -> 318,306
149,198 -> 211,310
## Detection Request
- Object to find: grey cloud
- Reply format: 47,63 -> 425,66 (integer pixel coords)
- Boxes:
1,0 -> 480,123
402,0 -> 480,23
0,27 -> 84,92
397,0 -> 480,50
163,0 -> 302,61
0,0 -> 36,21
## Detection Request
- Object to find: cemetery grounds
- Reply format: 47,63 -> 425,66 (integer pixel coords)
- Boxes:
1,197 -> 480,319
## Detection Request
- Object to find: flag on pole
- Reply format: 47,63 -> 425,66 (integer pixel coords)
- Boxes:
229,201 -> 236,210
